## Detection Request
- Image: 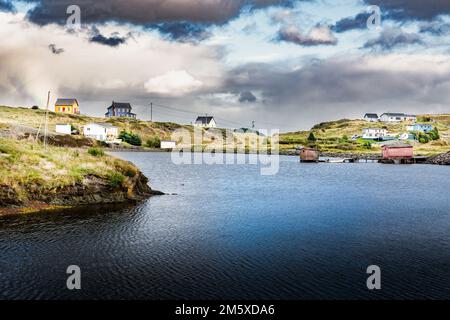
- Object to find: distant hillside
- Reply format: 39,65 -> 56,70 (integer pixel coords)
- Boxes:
280,115 -> 450,156
0,105 -> 192,145
0,105 -> 262,151
2,105 -> 449,155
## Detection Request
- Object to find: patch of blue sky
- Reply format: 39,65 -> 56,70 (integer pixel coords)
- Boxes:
11,0 -> 36,13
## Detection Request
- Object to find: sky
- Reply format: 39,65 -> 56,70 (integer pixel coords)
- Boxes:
1,0 -> 450,131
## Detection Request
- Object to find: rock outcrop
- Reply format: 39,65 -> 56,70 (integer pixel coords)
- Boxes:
425,151 -> 450,165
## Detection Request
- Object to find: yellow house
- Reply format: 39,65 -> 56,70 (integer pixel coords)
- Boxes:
55,99 -> 80,114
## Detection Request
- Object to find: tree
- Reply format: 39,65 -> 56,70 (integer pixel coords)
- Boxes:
308,132 -> 317,142
429,127 -> 440,141
119,130 -> 142,146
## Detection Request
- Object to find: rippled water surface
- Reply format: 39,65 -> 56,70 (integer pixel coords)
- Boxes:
1,152 -> 450,299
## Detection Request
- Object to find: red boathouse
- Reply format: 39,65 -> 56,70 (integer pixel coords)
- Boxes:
382,143 -> 414,159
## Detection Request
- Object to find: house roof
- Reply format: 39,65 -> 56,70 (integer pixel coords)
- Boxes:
382,142 -> 413,148
108,101 -> 132,109
381,113 -> 416,117
195,116 -> 215,124
55,98 -> 78,106
364,113 -> 378,118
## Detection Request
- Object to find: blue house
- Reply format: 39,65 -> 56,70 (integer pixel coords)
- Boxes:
105,101 -> 136,118
407,123 -> 433,133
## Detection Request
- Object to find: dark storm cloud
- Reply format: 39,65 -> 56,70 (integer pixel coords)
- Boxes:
90,34 -> 127,46
333,12 -> 370,33
363,27 -> 422,50
363,0 -> 450,21
88,26 -> 131,47
239,91 -> 257,103
0,0 -> 13,11
154,22 -> 211,42
220,56 -> 450,128
25,0 -> 294,26
48,44 -> 64,54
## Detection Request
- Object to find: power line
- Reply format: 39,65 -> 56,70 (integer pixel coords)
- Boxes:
150,102 -> 298,131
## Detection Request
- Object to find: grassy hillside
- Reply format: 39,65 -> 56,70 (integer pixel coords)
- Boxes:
280,115 -> 450,156
0,105 -> 192,144
0,137 -> 155,214
1,105 -> 449,155
0,105 -> 263,151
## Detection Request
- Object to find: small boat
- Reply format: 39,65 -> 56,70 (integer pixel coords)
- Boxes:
327,159 -> 345,163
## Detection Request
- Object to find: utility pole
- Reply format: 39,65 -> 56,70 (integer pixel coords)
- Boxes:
150,102 -> 153,122
43,91 -> 50,149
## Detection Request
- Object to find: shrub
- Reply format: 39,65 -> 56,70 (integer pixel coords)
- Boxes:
146,136 -> 161,148
108,172 -> 125,188
339,135 -> 349,143
31,106 -> 39,110
363,141 -> 372,149
414,128 -> 439,144
119,130 -> 142,146
88,147 -> 104,157
428,128 -> 440,140
307,132 -> 317,142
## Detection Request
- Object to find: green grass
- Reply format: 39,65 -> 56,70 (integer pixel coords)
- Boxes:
0,137 -> 141,202
87,147 -> 105,157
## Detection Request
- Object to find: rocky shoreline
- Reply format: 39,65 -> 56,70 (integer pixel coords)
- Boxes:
425,151 -> 450,165
0,136 -> 165,216
0,170 -> 164,216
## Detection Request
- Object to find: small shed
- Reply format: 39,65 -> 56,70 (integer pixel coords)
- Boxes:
55,124 -> 72,135
382,143 -> 413,159
300,147 -> 320,162
160,140 -> 177,149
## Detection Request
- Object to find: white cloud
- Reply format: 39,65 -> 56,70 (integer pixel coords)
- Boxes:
144,70 -> 203,95
0,12 -> 223,112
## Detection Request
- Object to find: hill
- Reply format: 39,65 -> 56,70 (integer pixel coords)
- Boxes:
280,115 -> 450,156
0,137 -> 161,215
1,105 -> 449,156
0,105 -> 192,146
0,105 -> 262,151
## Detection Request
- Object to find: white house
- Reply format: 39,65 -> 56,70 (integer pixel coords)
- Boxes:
363,113 -> 379,122
194,116 -> 217,128
407,123 -> 434,133
160,140 -> 177,149
362,128 -> 387,139
83,123 -> 119,141
379,113 -> 416,123
55,124 -> 72,135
